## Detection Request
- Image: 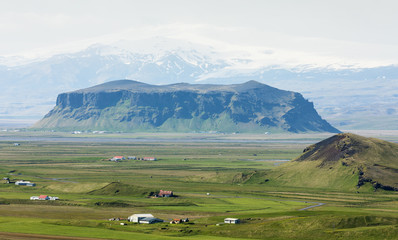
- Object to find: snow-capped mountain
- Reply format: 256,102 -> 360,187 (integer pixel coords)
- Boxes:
1,39 -> 398,130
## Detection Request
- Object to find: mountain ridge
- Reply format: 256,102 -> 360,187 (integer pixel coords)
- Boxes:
1,42 -> 398,130
33,80 -> 339,133
73,79 -> 274,94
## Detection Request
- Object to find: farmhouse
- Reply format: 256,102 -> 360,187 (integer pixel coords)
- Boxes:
110,156 -> 125,162
30,195 -> 59,200
39,195 -> 50,200
224,218 -> 240,224
128,156 -> 137,160
128,214 -> 163,224
170,218 -> 189,224
15,180 -> 36,186
142,157 -> 157,161
157,190 -> 173,197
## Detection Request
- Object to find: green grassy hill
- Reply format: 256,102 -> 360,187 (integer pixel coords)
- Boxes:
263,133 -> 398,191
87,182 -> 154,197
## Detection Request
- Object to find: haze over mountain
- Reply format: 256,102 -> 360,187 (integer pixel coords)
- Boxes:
264,133 -> 398,191
1,40 -> 398,129
33,80 -> 339,133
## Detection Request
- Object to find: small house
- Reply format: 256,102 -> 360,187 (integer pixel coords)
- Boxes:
128,156 -> 137,160
169,218 -> 188,224
224,218 -> 240,224
39,195 -> 50,200
110,156 -> 125,162
143,157 -> 157,161
170,219 -> 182,224
158,190 -> 173,197
30,195 -> 58,200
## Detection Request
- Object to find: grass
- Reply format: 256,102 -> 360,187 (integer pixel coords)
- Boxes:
0,132 -> 397,239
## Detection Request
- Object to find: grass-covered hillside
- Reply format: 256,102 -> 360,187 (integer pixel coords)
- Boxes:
0,132 -> 398,239
264,133 -> 398,191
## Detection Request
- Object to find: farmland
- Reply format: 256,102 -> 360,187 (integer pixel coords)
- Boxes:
0,132 -> 397,239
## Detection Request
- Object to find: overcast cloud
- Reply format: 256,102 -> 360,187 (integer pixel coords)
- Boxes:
1,0 -> 398,67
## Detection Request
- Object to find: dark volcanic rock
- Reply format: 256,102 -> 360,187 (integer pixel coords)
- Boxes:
293,133 -> 398,191
34,80 -> 340,133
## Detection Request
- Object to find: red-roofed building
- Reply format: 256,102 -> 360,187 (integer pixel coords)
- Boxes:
39,195 -> 49,200
158,190 -> 173,197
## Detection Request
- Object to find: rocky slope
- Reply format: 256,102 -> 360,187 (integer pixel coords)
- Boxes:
266,133 -> 398,191
33,80 -> 339,133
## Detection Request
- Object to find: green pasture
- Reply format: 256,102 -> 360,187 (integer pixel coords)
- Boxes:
0,133 -> 397,239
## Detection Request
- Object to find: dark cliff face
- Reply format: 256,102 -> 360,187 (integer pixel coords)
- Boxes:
36,80 -> 340,133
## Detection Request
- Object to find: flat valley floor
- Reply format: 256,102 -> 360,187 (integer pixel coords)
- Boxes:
0,131 -> 397,239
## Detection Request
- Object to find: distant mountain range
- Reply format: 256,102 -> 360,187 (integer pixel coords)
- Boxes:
1,40 -> 398,129
33,80 -> 339,133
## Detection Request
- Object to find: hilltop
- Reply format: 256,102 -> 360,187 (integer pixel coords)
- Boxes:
33,80 -> 338,133
265,133 -> 398,191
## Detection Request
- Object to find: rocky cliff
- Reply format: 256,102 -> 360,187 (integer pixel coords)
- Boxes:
33,80 -> 339,133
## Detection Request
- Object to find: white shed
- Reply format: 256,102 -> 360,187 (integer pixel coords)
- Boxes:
224,218 -> 240,224
128,214 -> 154,223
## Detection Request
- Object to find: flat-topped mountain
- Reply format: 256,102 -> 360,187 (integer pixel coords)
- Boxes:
267,133 -> 398,191
33,80 -> 339,133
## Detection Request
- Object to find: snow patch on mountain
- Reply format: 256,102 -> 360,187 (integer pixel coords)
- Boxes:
1,38 -> 398,129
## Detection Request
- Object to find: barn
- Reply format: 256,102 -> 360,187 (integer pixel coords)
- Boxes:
127,214 -> 163,224
15,180 -> 36,187
128,214 -> 154,223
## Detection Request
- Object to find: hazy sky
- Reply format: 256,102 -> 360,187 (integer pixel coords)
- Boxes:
1,0 -> 398,66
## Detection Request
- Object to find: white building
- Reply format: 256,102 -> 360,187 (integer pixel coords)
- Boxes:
15,180 -> 36,187
128,214 -> 163,224
224,218 -> 240,224
110,156 -> 125,162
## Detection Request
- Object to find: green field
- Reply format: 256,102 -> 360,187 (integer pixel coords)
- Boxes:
0,132 -> 397,239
